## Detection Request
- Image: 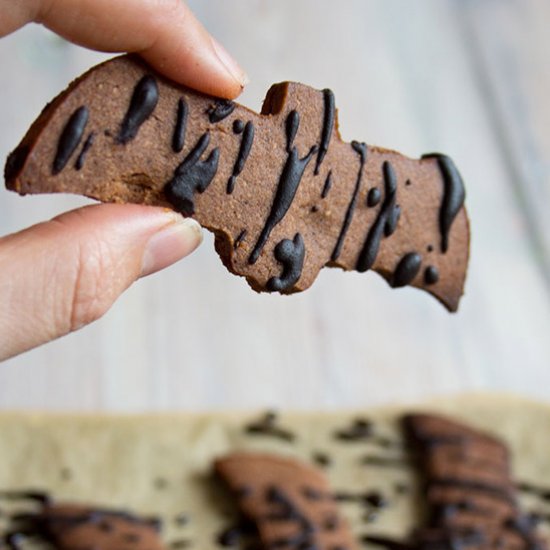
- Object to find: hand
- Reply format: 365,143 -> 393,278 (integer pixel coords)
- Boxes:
0,0 -> 247,361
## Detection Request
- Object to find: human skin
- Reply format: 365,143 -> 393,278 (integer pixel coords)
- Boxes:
0,0 -> 247,361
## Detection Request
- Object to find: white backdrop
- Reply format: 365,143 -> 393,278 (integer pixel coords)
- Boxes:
1,0 -> 549,410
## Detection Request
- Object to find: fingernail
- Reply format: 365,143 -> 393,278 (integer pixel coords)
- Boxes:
211,36 -> 249,87
140,216 -> 203,278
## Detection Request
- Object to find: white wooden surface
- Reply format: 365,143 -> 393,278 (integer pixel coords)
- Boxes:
0,0 -> 549,411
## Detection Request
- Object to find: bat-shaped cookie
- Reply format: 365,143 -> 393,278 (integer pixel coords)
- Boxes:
366,414 -> 547,550
215,452 -> 358,550
4,55 -> 469,311
2,500 -> 165,550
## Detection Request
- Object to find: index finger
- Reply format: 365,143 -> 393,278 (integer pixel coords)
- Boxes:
0,0 -> 247,99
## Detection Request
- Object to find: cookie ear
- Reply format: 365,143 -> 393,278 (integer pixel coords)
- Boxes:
261,82 -> 291,115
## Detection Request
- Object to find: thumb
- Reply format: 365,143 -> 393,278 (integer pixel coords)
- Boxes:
0,203 -> 202,361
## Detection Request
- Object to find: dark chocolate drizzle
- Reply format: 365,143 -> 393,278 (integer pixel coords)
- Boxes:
333,418 -> 404,452
285,110 -> 300,152
355,161 -> 399,272
362,535 -> 415,550
74,132 -> 95,170
233,119 -> 245,134
424,266 -> 439,285
248,111 -> 317,264
244,411 -> 295,442
173,513 -> 189,527
217,525 -> 242,547
117,75 -> 159,144
266,233 -> 305,292
227,121 -> 254,194
391,253 -> 422,288
331,141 -> 367,261
172,98 -> 188,153
335,417 -> 373,441
385,205 -> 401,236
312,452 -> 332,468
363,491 -> 388,509
314,89 -> 335,175
207,99 -> 236,123
53,106 -> 89,174
367,187 -> 381,207
321,170 -> 333,198
261,486 -> 319,549
518,483 -> 550,502
423,153 -> 466,253
164,133 -> 219,216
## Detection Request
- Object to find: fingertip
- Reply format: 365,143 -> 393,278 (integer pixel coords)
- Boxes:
29,0 -> 248,99
210,36 -> 249,96
140,216 -> 203,278
138,2 -> 247,99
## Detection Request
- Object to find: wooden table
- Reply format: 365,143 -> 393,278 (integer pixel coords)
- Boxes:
0,0 -> 549,411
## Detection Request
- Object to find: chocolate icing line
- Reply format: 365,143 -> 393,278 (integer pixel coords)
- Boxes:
424,266 -> 439,285
53,106 -> 88,174
285,110 -> 300,152
331,141 -> 367,262
422,153 -> 466,253
248,111 -> 317,265
207,99 -> 235,123
244,411 -> 296,442
362,535 -> 415,550
164,132 -> 220,216
74,132 -> 95,171
427,478 -> 514,503
355,160 -> 398,272
227,121 -> 254,194
367,187 -> 381,207
321,170 -> 333,198
391,252 -> 422,288
172,98 -> 188,153
385,204 -> 401,237
117,75 -> 159,145
518,483 -> 550,502
232,119 -> 245,134
314,89 -> 335,175
266,233 -> 305,292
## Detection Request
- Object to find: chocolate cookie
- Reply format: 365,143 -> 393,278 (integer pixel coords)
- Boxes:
403,414 -> 545,550
4,501 -> 164,550
215,452 -> 357,550
4,55 -> 469,311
